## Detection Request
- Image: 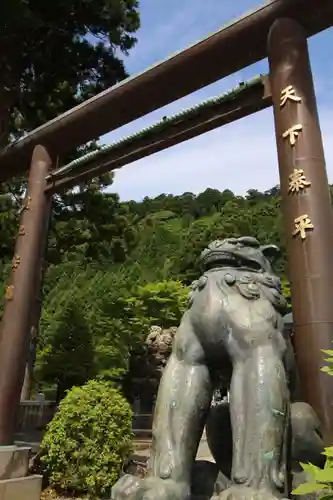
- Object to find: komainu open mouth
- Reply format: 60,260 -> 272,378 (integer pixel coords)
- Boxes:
201,249 -> 263,272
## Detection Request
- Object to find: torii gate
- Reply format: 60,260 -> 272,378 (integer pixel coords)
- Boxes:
0,1 -> 333,449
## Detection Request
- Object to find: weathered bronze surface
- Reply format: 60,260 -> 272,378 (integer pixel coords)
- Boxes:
268,18 -> 333,445
111,237 -> 322,500
0,145 -> 52,444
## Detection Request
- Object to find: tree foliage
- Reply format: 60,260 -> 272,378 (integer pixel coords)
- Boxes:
292,459 -> 333,498
292,347 -> 333,499
321,346 -> 333,377
0,185 -> 298,402
37,297 -> 94,402
0,0 -> 141,280
1,0 -> 140,140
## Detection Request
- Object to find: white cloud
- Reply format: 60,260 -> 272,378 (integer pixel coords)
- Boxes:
109,104 -> 333,201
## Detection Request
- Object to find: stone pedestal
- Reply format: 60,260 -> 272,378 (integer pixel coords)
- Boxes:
0,446 -> 42,500
0,446 -> 30,480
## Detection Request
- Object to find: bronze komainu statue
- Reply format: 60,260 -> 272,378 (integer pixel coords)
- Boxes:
112,237 -> 324,500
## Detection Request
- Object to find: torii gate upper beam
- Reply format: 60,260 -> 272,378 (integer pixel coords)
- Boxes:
0,0 -> 332,181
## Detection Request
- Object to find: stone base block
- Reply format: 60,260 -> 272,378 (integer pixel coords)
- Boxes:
0,475 -> 42,500
0,446 -> 30,480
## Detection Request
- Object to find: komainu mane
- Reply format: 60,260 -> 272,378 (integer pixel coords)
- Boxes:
112,237 -> 324,500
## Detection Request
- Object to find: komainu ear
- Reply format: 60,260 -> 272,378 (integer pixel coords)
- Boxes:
260,244 -> 281,262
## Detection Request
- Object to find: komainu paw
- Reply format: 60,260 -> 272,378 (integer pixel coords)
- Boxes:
111,475 -> 190,500
218,485 -> 288,500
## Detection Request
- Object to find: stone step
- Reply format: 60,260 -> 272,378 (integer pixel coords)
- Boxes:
0,475 -> 42,500
133,442 -> 151,451
15,439 -> 41,455
133,429 -> 152,438
0,446 -> 30,481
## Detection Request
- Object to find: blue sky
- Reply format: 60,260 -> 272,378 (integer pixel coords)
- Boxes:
102,0 -> 333,201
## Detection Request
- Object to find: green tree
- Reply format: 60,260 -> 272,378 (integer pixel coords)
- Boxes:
122,280 -> 189,402
0,0 -> 141,266
80,266 -> 136,381
1,0 -> 140,140
49,188 -> 137,265
36,262 -> 137,393
132,280 -> 188,328
37,297 -> 94,401
0,181 -> 26,260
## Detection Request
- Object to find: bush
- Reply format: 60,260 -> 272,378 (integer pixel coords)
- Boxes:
40,379 -> 133,498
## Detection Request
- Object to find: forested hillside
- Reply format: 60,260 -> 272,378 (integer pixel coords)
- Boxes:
1,183 -> 309,402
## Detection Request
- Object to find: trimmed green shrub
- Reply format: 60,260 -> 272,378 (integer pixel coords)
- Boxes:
40,379 -> 133,498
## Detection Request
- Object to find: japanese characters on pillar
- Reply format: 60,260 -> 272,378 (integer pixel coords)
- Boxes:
268,18 -> 333,444
280,85 -> 314,241
3,195 -> 31,302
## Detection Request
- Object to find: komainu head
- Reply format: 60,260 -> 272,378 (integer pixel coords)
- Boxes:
200,236 -> 281,274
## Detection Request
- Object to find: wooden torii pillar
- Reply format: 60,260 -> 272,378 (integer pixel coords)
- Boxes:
0,145 -> 52,445
268,18 -> 333,445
